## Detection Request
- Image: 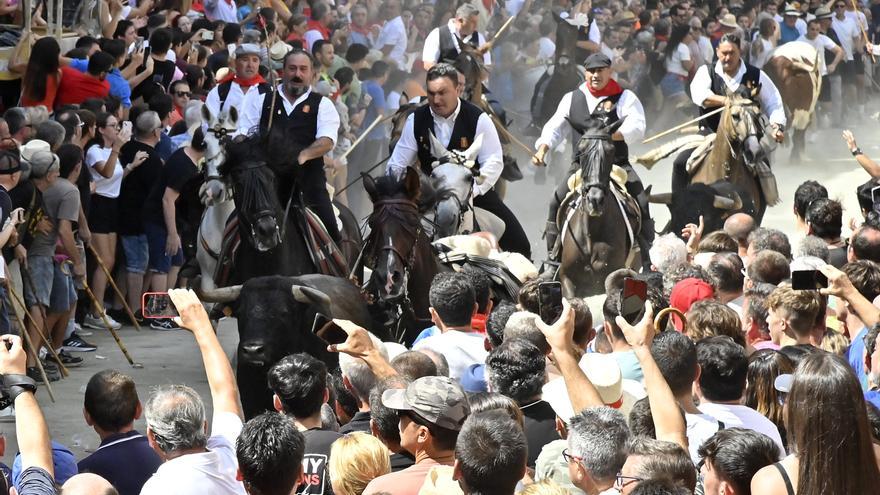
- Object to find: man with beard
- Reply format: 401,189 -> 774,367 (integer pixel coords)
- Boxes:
237,50 -> 341,242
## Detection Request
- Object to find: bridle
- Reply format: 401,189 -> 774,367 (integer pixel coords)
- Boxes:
232,160 -> 282,247
574,132 -> 613,196
204,124 -> 234,181
432,158 -> 480,233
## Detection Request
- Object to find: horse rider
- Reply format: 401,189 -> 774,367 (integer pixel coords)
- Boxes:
671,32 -> 786,195
387,63 -> 532,258
237,49 -> 342,243
206,44 -> 271,117
532,52 -> 652,268
422,3 -> 491,69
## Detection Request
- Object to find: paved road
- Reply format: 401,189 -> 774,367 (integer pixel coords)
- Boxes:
4,115 -> 879,469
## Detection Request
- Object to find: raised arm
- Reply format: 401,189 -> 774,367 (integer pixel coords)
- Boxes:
820,264 -> 880,329
615,303 -> 688,450
329,319 -> 398,380
169,289 -> 242,418
535,298 -> 605,411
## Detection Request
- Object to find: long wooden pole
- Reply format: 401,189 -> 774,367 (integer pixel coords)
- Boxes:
642,107 -> 725,144
88,243 -> 141,331
851,0 -> 876,63
489,114 -> 536,155
6,279 -> 69,377
478,15 -> 516,54
340,113 -> 393,161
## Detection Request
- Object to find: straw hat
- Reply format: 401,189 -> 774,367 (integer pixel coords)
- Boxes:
719,13 -> 738,28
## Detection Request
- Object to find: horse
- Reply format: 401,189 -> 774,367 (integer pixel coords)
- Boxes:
528,13 -> 584,134
557,118 -> 639,297
763,41 -> 821,163
689,94 -> 769,224
362,167 -> 442,345
197,105 -> 238,294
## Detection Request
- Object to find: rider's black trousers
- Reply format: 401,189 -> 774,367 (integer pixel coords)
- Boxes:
277,161 -> 342,244
474,189 -> 532,259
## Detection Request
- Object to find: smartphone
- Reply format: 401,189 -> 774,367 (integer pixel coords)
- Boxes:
791,270 -> 828,290
135,36 -> 144,51
619,277 -> 648,325
121,121 -> 132,134
202,30 -> 214,41
142,292 -> 179,318
312,313 -> 347,345
872,185 -> 880,213
538,281 -> 563,325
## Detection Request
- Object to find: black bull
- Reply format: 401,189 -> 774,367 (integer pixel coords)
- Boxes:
200,274 -> 377,419
651,181 -> 755,236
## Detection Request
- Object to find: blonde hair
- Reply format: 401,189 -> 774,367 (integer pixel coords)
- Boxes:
766,284 -> 821,336
821,329 -> 850,356
521,480 -> 571,495
329,432 -> 391,495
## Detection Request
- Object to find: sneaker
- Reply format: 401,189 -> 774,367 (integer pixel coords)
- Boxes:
74,322 -> 93,336
48,350 -> 83,368
108,308 -> 143,326
150,318 -> 178,331
84,312 -> 122,330
27,365 -> 60,383
62,333 -> 97,352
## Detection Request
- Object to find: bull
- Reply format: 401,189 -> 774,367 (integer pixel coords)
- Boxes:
199,274 -> 377,419
650,181 -> 754,237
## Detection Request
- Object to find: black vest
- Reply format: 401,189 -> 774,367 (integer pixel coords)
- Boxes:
259,89 -> 325,170
573,16 -> 594,65
824,28 -> 842,70
413,98 -> 483,175
438,25 -> 479,64
568,88 -> 628,165
699,62 -> 761,132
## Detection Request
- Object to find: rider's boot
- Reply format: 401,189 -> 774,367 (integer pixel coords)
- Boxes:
635,190 -> 655,272
541,221 -> 561,279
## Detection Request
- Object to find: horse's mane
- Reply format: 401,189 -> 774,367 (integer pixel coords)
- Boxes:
418,174 -> 457,213
367,175 -> 422,238
221,134 -> 283,215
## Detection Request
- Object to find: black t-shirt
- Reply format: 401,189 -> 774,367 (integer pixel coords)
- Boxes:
298,428 -> 343,495
390,452 -> 416,472
521,400 -> 558,469
142,147 -> 203,236
8,181 -> 45,250
131,58 -> 177,101
117,141 -> 163,236
339,411 -> 371,435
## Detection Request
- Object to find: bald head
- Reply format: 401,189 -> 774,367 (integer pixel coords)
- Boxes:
724,213 -> 756,255
62,473 -> 118,495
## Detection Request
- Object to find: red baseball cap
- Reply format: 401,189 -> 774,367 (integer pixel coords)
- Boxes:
669,278 -> 715,331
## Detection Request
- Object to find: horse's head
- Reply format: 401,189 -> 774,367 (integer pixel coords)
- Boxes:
364,167 -> 422,306
223,136 -> 282,252
572,118 -> 623,217
724,92 -> 765,165
454,43 -> 485,100
200,104 -> 239,206
426,131 -> 485,235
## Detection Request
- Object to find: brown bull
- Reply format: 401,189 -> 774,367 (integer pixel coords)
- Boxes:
763,41 -> 821,162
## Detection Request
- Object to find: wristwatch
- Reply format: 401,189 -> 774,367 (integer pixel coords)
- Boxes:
852,148 -> 864,156
0,374 -> 37,410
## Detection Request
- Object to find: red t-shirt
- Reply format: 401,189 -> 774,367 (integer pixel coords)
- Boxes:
55,66 -> 110,109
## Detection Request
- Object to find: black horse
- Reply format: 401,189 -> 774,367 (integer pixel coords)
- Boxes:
529,14 -> 584,134
362,168 -> 443,345
220,134 -> 318,282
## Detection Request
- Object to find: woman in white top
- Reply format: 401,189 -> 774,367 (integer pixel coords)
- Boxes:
750,17 -> 779,68
83,113 -> 143,329
658,25 -> 694,128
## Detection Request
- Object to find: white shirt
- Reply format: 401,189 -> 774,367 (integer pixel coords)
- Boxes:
685,412 -> 721,465
773,14 -> 807,35
689,61 -> 787,127
698,36 -> 714,66
535,84 -> 646,151
423,20 -> 492,66
666,42 -> 692,77
203,0 -> 237,23
85,144 -> 124,198
538,36 -> 556,60
698,402 -> 786,456
206,81 -> 265,118
377,16 -> 409,69
304,30 -> 325,52
413,330 -> 488,381
237,86 -> 339,145
798,33 -> 839,75
750,38 -> 776,68
832,15 -> 860,59
140,412 -> 246,495
386,99 -> 503,196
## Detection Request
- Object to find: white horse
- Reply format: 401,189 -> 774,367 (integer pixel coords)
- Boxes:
425,131 -> 506,240
197,105 -> 238,294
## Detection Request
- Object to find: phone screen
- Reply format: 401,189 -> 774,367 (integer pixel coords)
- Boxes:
538,281 -> 563,325
791,270 -> 828,290
872,185 -> 880,213
312,313 -> 347,345
142,292 -> 179,318
619,278 -> 648,325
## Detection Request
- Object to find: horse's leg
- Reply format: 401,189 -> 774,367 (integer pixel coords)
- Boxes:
790,128 -> 805,163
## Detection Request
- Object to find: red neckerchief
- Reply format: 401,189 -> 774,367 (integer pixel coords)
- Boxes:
219,73 -> 267,90
471,313 -> 488,333
586,78 -> 623,98
306,19 -> 330,39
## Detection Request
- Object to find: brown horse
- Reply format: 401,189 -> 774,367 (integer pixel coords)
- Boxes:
763,41 -> 821,163
690,95 -> 768,224
362,167 -> 442,345
558,119 -> 639,297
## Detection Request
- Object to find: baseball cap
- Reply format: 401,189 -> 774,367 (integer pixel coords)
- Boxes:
382,376 -> 470,431
585,52 -> 612,70
235,43 -> 262,58
669,278 -> 715,331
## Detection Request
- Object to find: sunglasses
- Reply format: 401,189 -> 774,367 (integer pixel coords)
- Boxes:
174,91 -> 192,97
105,122 -> 122,129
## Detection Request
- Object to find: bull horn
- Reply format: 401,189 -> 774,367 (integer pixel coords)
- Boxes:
196,284 -> 243,303
291,285 -> 332,310
649,193 -> 673,205
713,193 -> 742,210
